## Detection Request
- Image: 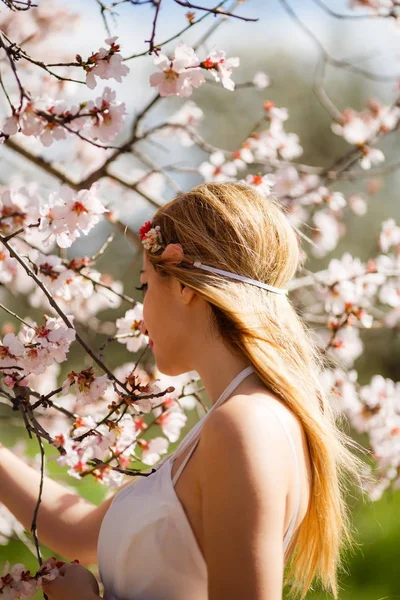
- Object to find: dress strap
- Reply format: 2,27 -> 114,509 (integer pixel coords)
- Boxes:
262,403 -> 301,551
170,366 -> 254,482
171,438 -> 200,486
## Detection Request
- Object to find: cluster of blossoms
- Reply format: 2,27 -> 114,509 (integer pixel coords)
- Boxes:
332,100 -> 400,170
42,363 -> 200,484
0,315 -> 200,490
0,183 -> 107,249
198,101 -> 302,187
0,556 -> 77,600
2,87 -> 127,146
39,183 -> 107,248
149,96 -> 387,260
153,97 -> 388,261
322,367 -> 400,500
314,221 -> 400,366
77,36 -> 130,89
1,242 -> 124,324
149,42 -> 240,97
0,317 -> 76,388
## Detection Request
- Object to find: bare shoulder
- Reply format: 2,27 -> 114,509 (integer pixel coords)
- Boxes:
197,389 -> 309,494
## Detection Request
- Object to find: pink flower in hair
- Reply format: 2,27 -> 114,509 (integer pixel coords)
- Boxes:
160,243 -> 185,264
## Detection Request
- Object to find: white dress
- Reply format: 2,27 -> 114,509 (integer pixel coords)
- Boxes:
97,366 -> 301,600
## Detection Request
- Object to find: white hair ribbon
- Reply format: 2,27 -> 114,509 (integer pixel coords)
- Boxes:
192,261 -> 288,296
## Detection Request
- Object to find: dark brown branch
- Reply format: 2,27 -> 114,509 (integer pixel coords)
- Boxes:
1,0 -> 37,10
0,302 -> 36,329
30,431 -> 45,568
145,0 -> 163,54
123,0 -> 230,60
173,0 -> 258,22
4,138 -> 79,188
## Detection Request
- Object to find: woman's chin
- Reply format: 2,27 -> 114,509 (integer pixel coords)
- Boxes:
155,359 -> 186,378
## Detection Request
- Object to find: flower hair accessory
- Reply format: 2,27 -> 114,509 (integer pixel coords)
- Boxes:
139,221 -> 163,252
139,220 -> 288,296
160,243 -> 186,264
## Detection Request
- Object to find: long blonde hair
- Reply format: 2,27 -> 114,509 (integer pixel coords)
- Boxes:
146,181 -> 364,598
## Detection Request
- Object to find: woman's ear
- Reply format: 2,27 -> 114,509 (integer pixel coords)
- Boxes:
180,283 -> 197,305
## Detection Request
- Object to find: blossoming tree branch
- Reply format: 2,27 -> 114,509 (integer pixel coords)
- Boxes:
0,0 -> 400,595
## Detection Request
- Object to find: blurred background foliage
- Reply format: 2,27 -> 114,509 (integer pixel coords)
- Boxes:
0,0 -> 399,598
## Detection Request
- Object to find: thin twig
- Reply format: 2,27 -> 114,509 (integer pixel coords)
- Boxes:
30,432 -> 45,567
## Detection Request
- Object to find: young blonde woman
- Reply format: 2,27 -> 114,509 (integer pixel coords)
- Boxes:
0,182 -> 361,600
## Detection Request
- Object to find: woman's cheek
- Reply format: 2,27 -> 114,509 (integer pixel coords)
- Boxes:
142,292 -> 156,332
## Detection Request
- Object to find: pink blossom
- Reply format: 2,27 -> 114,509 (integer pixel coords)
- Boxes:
116,305 -> 148,352
62,368 -> 109,403
85,37 -> 130,89
86,87 -> 127,142
18,102 -> 44,137
379,280 -> 400,308
22,344 -> 53,376
0,333 -> 24,372
242,174 -> 275,197
379,218 -> 400,253
0,561 -> 37,599
332,102 -> 400,146
273,166 -> 302,198
39,183 -> 107,248
140,436 -> 169,465
348,194 -> 368,216
34,252 -> 75,295
36,557 -> 62,590
326,323 -> 364,367
151,369 -> 200,413
317,252 -> 381,316
359,147 -> 385,170
0,250 -> 19,285
98,467 -> 125,488
246,104 -> 303,162
156,409 -> 187,443
231,146 -> 254,170
0,187 -> 41,235
332,114 -> 373,144
199,151 -> 237,182
312,210 -> 341,258
34,317 -> 76,363
149,42 -> 205,97
302,187 -> 346,212
114,414 -> 139,456
2,115 -> 19,135
320,367 -> 361,419
202,50 -> 240,91
252,71 -> 270,89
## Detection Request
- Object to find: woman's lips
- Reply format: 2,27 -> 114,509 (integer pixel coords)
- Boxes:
149,339 -> 154,349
